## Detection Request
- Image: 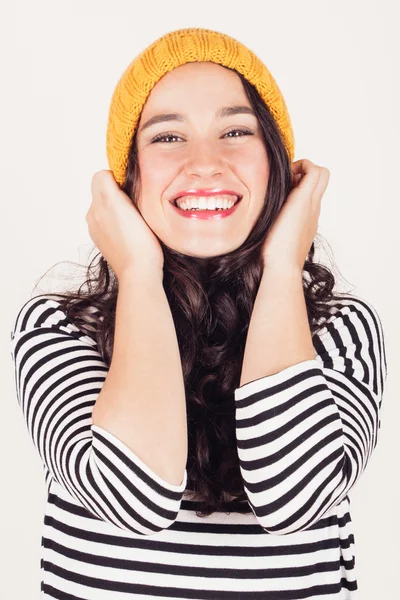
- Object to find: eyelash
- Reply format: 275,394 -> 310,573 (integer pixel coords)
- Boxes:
151,127 -> 254,144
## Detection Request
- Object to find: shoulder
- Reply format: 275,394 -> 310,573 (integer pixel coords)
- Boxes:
312,292 -> 386,341
10,294 -> 98,347
312,292 -> 387,391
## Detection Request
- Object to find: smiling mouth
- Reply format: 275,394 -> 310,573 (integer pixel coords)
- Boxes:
172,195 -> 242,210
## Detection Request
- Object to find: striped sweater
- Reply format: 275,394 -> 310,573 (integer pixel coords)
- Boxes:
10,293 -> 387,599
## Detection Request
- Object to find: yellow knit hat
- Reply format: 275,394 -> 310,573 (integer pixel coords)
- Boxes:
106,27 -> 295,186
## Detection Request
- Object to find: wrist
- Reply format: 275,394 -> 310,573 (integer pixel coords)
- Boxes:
262,261 -> 303,279
117,263 -> 164,286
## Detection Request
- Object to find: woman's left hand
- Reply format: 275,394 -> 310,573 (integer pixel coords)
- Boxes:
261,159 -> 330,272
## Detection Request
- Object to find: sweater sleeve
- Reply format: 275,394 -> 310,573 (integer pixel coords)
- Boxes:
10,295 -> 187,536
234,294 -> 387,535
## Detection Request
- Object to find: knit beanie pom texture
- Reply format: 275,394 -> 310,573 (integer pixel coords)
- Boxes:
106,27 -> 295,186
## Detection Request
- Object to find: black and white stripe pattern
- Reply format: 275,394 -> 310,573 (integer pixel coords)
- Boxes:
11,295 -> 187,537
235,295 -> 386,536
10,293 -> 387,598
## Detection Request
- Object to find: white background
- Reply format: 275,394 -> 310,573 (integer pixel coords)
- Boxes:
1,0 -> 398,598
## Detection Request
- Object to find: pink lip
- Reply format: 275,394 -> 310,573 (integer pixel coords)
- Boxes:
169,188 -> 242,203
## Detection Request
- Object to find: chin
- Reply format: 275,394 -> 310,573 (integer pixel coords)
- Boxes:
167,244 -> 239,260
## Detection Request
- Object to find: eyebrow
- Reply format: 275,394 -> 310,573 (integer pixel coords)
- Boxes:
138,105 -> 256,133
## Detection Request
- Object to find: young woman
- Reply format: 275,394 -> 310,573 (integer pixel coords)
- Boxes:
11,27 -> 387,599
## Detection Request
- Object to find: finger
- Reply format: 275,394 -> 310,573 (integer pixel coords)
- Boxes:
291,160 -> 316,189
290,158 -> 314,174
97,170 -> 119,197
313,167 -> 330,201
295,163 -> 321,194
91,170 -> 117,200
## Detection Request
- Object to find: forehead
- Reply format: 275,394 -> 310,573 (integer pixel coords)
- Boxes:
156,61 -> 241,85
149,62 -> 245,99
139,62 -> 249,119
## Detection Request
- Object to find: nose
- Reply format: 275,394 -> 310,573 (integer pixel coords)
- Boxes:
183,139 -> 225,178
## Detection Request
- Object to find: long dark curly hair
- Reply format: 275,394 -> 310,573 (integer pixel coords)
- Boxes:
33,67 -> 353,516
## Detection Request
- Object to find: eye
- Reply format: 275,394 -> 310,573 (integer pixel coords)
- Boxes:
151,132 -> 182,144
150,128 -> 255,144
224,127 -> 254,139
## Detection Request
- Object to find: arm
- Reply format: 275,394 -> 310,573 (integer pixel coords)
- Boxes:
239,266 -> 316,387
11,289 -> 187,536
92,267 -> 188,487
235,267 -> 387,535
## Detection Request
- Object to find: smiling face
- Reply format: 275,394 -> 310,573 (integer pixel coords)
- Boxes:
135,61 -> 270,258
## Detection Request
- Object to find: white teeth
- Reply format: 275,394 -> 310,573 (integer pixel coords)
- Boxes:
175,195 -> 239,210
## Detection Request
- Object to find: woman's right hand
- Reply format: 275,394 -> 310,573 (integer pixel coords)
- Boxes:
86,170 -> 164,281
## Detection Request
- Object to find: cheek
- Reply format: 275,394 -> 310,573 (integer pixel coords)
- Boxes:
138,143 -> 269,196
247,143 -> 269,178
238,151 -> 269,215
236,149 -> 269,193
137,155 -> 174,214
139,154 -> 172,190
252,154 -> 270,185
232,141 -> 268,170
